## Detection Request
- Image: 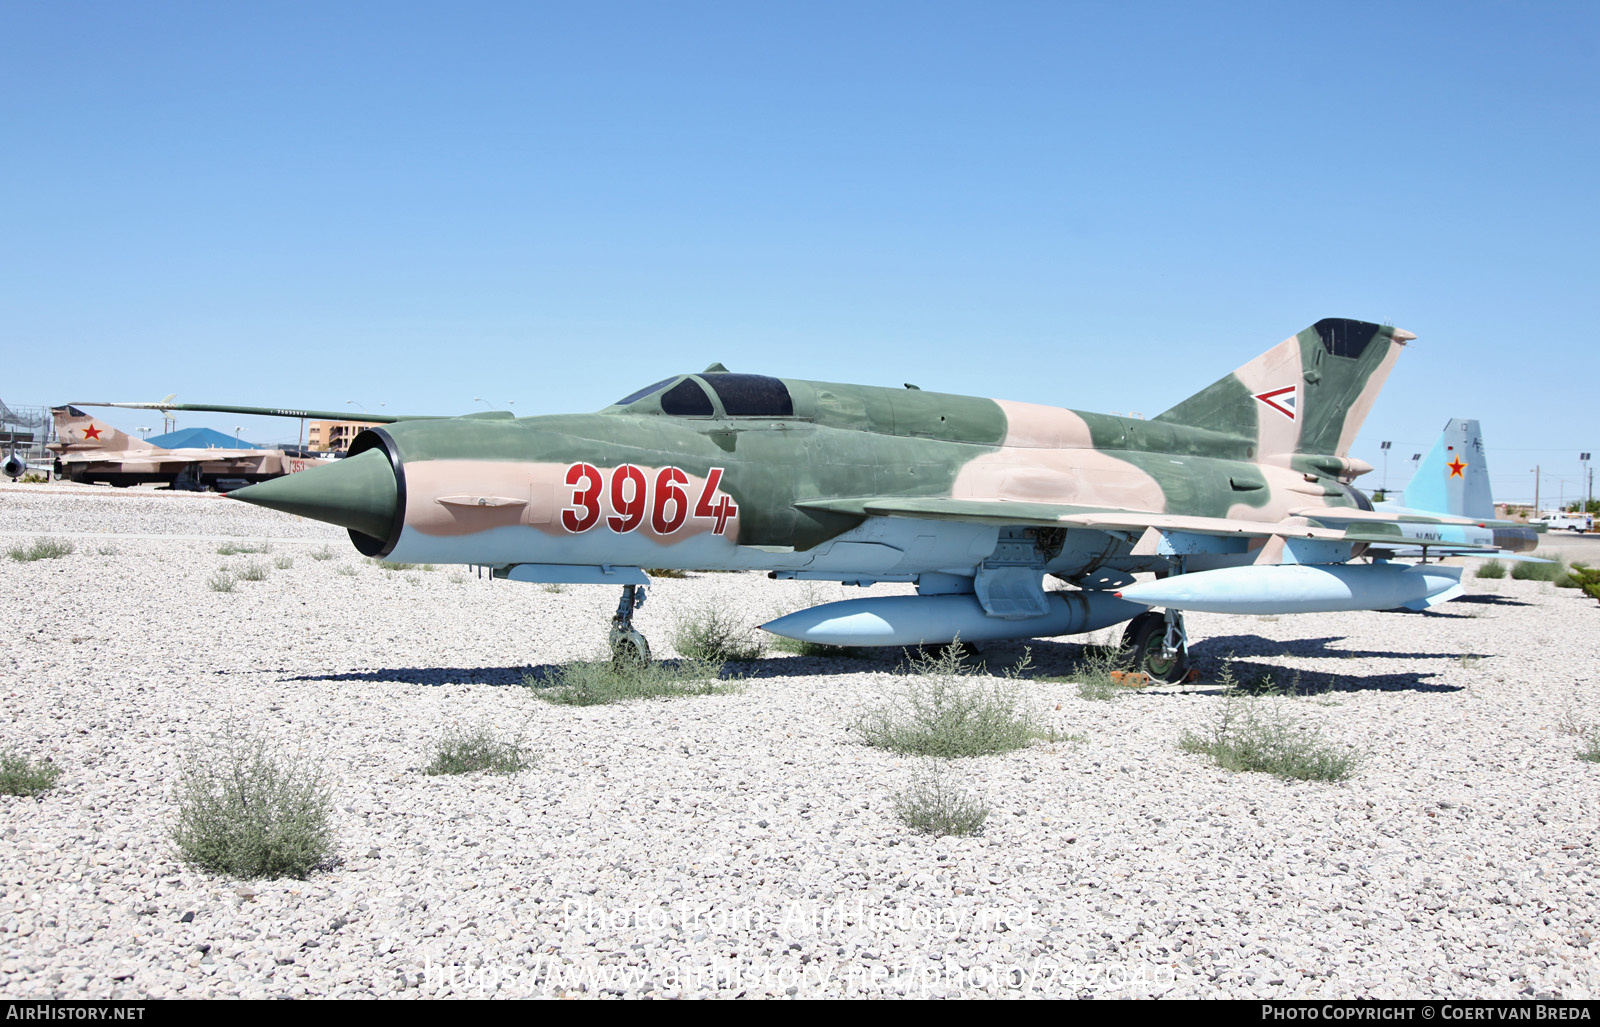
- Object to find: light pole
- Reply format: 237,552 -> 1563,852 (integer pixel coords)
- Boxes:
1583,452 -> 1592,509
1532,465 -> 1540,517
234,426 -> 243,445
138,427 -> 150,440
346,401 -> 367,414
474,397 -> 492,410
1381,441 -> 1391,492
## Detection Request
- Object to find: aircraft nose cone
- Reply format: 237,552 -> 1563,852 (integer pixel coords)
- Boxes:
230,447 -> 398,542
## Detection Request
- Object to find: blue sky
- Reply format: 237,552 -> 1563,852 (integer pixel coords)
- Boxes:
4,1 -> 1595,504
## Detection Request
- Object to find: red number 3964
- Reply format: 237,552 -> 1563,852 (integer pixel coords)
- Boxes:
561,464 -> 736,536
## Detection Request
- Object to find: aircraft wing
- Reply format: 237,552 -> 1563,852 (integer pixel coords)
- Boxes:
794,496 -> 1351,540
795,496 -> 1519,558
68,401 -> 439,423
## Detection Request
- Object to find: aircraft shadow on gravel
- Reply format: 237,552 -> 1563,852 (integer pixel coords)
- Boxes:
286,667 -> 535,687
1198,633 -> 1482,663
1448,593 -> 1533,606
1186,658 -> 1463,695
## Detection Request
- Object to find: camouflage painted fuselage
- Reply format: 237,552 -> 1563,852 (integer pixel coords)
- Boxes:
276,318 -> 1452,587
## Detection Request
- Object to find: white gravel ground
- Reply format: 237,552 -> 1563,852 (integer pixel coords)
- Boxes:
2,482 -> 1597,999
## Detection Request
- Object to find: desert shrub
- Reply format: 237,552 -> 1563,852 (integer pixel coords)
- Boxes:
891,762 -> 990,837
171,725 -> 335,879
272,555 -> 294,570
1579,726 -> 1600,764
0,748 -> 61,796
853,654 -> 1045,757
1475,560 -> 1506,579
528,657 -> 736,706
671,606 -> 767,662
1566,564 -> 1600,604
7,538 -> 74,562
234,561 -> 268,581
207,571 -> 235,592
1512,556 -> 1565,582
423,722 -> 531,776
335,564 -> 359,577
310,547 -> 336,561
645,567 -> 689,578
1179,685 -> 1357,782
1066,642 -> 1130,701
215,542 -> 268,556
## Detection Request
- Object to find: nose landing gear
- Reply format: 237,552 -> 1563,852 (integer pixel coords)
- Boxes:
609,584 -> 650,665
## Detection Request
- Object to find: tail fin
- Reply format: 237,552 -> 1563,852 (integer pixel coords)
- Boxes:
1401,418 -> 1494,520
1154,318 -> 1413,457
49,406 -> 161,454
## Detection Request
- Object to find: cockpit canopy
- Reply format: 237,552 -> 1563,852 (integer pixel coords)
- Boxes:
611,373 -> 795,418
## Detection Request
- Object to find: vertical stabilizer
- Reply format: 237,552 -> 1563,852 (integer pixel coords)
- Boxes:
1154,319 -> 1413,458
1400,418 -> 1494,520
49,406 -> 162,454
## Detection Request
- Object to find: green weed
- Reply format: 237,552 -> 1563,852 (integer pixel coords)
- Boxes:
1179,676 -> 1358,782
528,657 -> 737,706
207,571 -> 235,592
235,561 -> 268,582
423,722 -> 532,776
7,538 -> 74,562
0,748 -> 61,796
1513,556 -> 1566,582
1475,560 -> 1506,579
272,555 -> 294,570
672,606 -> 768,662
310,547 -> 336,561
646,567 -> 689,578
890,762 -> 990,837
171,725 -> 335,879
215,542 -> 268,556
853,650 -> 1047,757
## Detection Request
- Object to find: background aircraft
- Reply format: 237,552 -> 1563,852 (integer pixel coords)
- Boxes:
48,405 -> 332,490
231,317 -> 1497,682
1370,418 -> 1541,559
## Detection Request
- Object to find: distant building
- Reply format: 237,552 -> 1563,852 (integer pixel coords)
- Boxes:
1495,503 -> 1535,523
307,419 -> 380,454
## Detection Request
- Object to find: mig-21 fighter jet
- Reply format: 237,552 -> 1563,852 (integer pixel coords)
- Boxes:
230,318 -> 1495,681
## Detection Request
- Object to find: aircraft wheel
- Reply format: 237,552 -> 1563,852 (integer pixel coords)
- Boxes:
1117,612 -> 1164,663
609,628 -> 651,667
1125,613 -> 1191,684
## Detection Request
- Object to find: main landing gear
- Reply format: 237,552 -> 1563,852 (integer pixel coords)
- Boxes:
609,584 -> 650,665
1120,608 -> 1191,684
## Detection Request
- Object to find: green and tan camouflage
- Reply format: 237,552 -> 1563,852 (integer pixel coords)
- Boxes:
47,405 -> 331,489
230,318 -> 1493,678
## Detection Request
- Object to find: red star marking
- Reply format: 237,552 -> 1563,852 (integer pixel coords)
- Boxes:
82,424 -> 103,440
1447,456 -> 1467,478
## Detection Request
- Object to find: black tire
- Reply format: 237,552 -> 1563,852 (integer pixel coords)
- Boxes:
609,629 -> 651,667
1124,612 -> 1191,684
